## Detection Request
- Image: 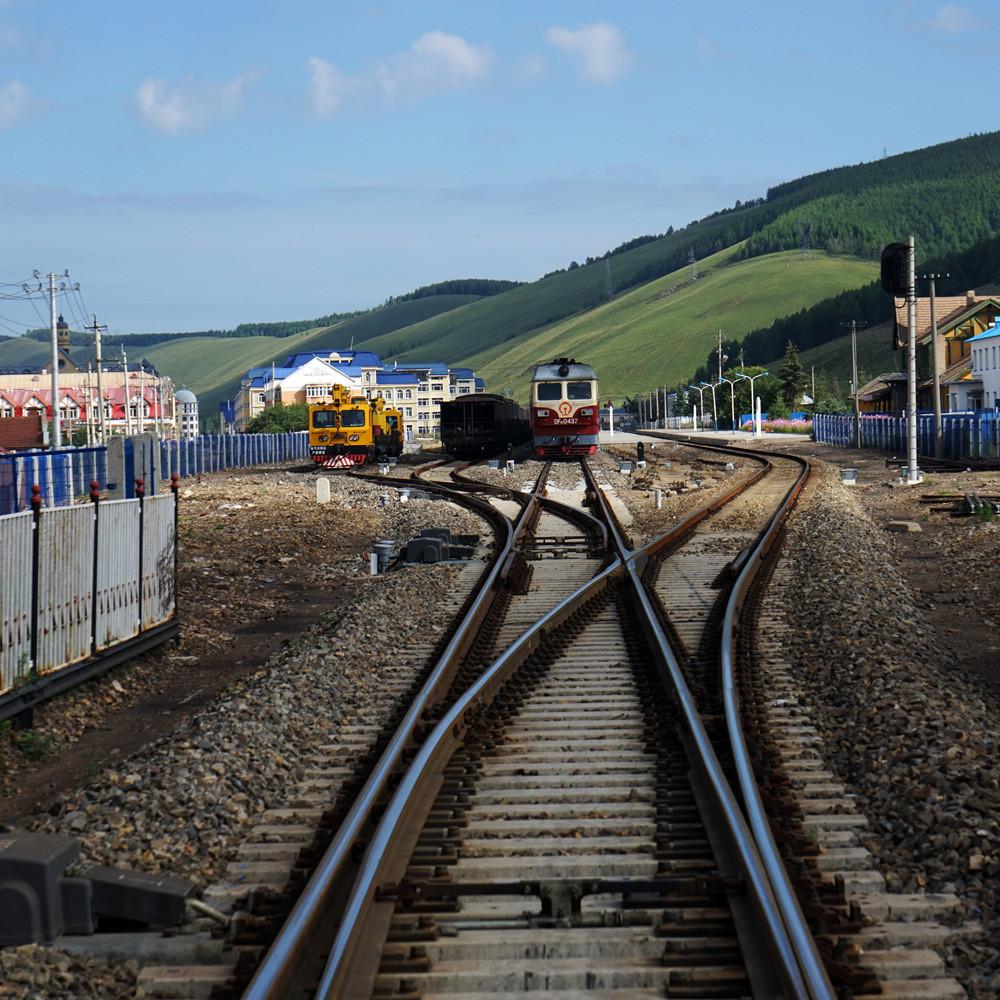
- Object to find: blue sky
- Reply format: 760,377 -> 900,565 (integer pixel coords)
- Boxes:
0,0 -> 993,332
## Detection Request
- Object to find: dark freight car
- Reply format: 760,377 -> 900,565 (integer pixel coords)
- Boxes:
440,393 -> 531,458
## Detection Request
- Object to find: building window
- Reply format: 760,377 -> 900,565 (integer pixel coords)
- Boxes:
405,407 -> 412,417
405,389 -> 413,399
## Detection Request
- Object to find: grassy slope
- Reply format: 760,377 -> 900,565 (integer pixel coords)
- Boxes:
349,222 -> 768,364
457,249 -> 876,401
0,295 -> 479,420
0,337 -> 52,368
185,294 -> 481,415
795,321 -> 902,385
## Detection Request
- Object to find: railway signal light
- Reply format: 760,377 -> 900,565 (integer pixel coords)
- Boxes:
880,242 -> 910,297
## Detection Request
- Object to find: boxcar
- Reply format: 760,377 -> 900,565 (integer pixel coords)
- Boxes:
440,393 -> 531,458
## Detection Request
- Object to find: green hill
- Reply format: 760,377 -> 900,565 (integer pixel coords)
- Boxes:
6,130 -> 1000,416
0,294 -> 480,425
463,248 -> 877,400
796,321 -> 900,387
146,294 -> 482,419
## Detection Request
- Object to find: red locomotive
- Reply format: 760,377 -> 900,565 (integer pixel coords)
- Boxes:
530,358 -> 599,457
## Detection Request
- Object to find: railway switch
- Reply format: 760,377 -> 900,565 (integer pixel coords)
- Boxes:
0,831 -> 193,946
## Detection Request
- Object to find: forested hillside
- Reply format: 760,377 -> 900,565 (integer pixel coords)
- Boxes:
6,129 -> 1000,417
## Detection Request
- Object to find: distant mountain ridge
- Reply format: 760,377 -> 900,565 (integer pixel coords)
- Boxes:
4,130 -> 1000,422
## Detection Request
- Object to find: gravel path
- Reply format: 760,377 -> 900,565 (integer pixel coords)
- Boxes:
0,471 -> 485,809
593,442 -> 756,543
26,562 -> 466,882
766,460 -> 1000,996
0,468 -> 491,998
0,946 -> 138,999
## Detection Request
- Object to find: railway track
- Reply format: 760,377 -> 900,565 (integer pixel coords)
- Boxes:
234,446 -> 834,999
142,444 -> 964,998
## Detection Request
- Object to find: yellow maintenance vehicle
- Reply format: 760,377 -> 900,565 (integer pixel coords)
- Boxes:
308,385 -> 404,467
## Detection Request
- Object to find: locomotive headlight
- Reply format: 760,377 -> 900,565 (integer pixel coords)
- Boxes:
537,408 -> 550,417
580,408 -> 594,416
349,434 -> 360,442
318,433 -> 329,442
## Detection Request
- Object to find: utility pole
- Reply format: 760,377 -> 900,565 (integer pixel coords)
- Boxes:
905,235 -> 920,483
851,321 -> 860,449
90,316 -> 108,443
718,330 -> 723,382
137,362 -> 146,435
811,366 -> 815,405
48,273 -> 61,448
920,271 -> 948,457
122,347 -> 132,436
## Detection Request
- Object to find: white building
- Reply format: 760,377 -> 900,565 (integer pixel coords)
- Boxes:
967,319 -> 1000,410
232,350 -> 483,436
175,387 -> 199,439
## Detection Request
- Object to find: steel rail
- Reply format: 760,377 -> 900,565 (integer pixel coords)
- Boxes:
316,457 -> 815,998
449,460 -> 610,555
314,558 -> 625,999
242,461 -> 581,1000
718,451 -> 836,999
640,431 -> 836,997
582,456 -> 813,998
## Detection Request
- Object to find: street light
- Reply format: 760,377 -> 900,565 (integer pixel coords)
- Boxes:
735,370 -> 769,437
687,385 -> 706,431
719,375 -> 738,433
700,381 -> 719,432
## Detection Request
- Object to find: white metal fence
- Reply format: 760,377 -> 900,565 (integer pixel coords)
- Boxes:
0,492 -> 177,702
0,512 -> 33,694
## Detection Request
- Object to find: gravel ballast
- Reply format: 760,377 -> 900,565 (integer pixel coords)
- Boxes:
766,460 -> 1000,995
0,470 -> 492,998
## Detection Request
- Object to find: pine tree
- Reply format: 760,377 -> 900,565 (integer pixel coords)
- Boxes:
779,341 -> 807,406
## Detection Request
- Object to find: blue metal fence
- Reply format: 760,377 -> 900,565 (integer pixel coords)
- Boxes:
158,432 -> 308,483
0,448 -> 107,515
1,432 -> 309,513
813,412 -> 1000,460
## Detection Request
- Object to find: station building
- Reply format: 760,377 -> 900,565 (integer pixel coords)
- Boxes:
233,350 -> 483,437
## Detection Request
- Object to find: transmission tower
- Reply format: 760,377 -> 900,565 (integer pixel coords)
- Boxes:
795,220 -> 812,258
687,248 -> 699,282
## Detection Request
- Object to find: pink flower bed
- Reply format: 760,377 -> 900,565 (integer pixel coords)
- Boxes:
739,418 -> 813,434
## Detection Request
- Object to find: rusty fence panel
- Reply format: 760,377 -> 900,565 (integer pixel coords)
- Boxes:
0,490 -> 178,704
95,499 -> 142,652
0,511 -> 34,691
35,505 -> 95,674
140,495 -> 175,628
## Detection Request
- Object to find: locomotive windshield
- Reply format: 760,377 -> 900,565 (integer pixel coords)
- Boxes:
536,382 -> 561,401
340,409 -> 367,427
567,381 -> 592,400
311,410 -> 336,428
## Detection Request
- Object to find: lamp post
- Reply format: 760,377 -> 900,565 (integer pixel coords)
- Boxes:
719,375 -> 738,432
700,381 -> 719,432
735,371 -> 769,437
687,385 -> 706,431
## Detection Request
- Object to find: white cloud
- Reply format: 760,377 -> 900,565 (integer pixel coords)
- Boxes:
927,4 -> 976,31
514,53 -> 546,83
135,72 -> 256,133
546,22 -> 632,83
307,31 -> 492,117
0,79 -> 38,128
307,57 -> 355,116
